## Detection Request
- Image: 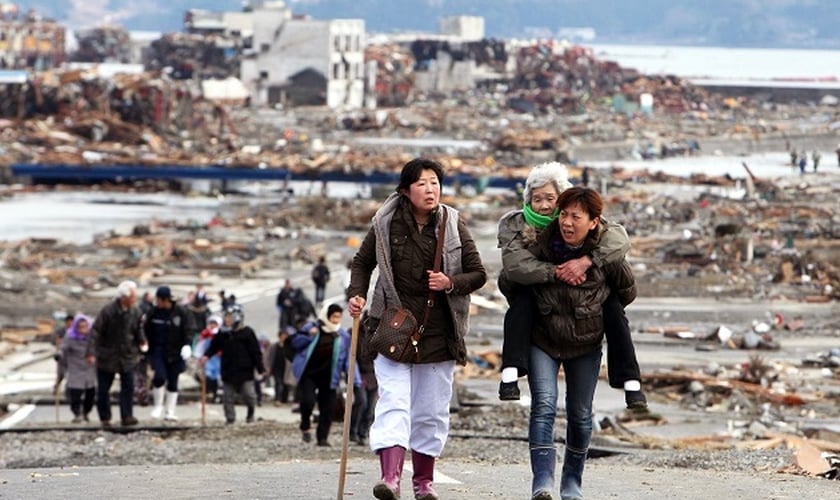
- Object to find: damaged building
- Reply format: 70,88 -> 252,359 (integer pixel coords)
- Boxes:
0,5 -> 64,70
241,14 -> 365,108
183,2 -> 366,109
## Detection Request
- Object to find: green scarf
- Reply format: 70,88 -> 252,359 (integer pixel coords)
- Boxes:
522,203 -> 559,230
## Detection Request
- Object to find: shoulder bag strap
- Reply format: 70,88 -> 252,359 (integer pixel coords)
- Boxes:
413,208 -> 448,341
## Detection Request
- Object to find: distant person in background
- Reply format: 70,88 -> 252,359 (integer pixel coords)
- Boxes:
798,153 -> 807,175
812,149 -> 821,172
290,303 -> 358,447
53,313 -> 73,350
350,314 -> 378,447
52,313 -> 73,387
219,289 -> 236,310
189,283 -> 210,330
59,314 -> 96,423
835,144 -> 840,167
144,286 -> 195,421
201,306 -> 266,424
139,291 -> 155,316
265,330 -> 293,405
134,293 -> 154,406
86,280 -> 147,428
276,279 -> 299,330
254,334 -> 271,407
193,315 -> 223,403
311,256 -> 331,306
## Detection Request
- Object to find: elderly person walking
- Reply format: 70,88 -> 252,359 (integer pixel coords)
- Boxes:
86,280 -> 147,428
58,313 -> 96,423
347,157 -> 487,500
526,187 -> 636,500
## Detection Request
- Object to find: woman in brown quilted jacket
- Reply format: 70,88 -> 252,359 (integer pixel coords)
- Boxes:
347,157 -> 487,500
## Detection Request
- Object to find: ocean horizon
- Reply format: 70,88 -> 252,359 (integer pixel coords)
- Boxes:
589,43 -> 840,82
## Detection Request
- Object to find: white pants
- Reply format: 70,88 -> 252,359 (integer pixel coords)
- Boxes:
369,356 -> 456,457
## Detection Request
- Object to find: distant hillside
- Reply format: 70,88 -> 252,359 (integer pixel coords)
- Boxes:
18,0 -> 840,48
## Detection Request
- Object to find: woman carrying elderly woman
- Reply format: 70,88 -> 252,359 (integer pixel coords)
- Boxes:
497,162 -> 646,412
525,186 -> 637,500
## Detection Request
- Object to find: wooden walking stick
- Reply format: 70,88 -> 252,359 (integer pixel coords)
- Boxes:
200,368 -> 207,427
54,383 -> 60,424
337,315 -> 361,500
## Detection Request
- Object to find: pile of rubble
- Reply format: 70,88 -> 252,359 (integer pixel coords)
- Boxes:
0,39 -> 836,182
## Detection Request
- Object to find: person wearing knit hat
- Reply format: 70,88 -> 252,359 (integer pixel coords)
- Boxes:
496,161 -> 646,408
289,302 -> 361,447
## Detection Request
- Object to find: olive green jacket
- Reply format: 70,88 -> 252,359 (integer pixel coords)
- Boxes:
496,209 -> 630,296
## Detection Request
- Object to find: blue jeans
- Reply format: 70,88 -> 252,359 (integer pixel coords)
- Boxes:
528,346 -> 601,451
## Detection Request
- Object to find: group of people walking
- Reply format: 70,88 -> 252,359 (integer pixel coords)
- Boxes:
53,155 -> 645,500
53,283 -> 197,427
54,283 -> 271,427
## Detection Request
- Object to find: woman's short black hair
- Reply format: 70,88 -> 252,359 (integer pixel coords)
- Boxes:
397,157 -> 444,192
557,187 -> 604,219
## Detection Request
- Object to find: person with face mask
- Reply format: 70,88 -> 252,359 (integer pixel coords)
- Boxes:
201,305 -> 266,424
289,303 -> 359,447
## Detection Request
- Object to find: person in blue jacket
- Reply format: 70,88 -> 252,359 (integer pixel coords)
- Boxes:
291,302 -> 360,447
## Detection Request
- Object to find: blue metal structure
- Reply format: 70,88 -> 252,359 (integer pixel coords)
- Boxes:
9,163 -> 522,190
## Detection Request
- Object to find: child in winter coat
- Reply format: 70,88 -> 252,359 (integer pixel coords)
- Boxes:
193,315 -> 222,403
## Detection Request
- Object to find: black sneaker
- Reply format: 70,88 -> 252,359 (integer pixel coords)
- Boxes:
625,390 -> 648,411
317,440 -> 330,447
302,431 -> 312,443
498,381 -> 521,401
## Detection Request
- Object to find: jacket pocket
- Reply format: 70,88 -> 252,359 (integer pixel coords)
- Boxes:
572,305 -> 604,344
390,234 -> 408,262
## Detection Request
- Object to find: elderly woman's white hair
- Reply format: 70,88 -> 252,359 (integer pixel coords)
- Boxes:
522,162 -> 573,205
116,280 -> 138,298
